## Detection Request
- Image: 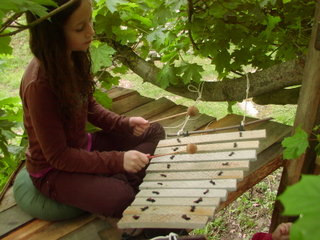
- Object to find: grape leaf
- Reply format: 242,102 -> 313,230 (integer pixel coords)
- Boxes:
279,175 -> 320,240
0,36 -> 12,55
90,43 -> 116,73
290,213 -> 320,240
105,0 -> 127,13
281,126 -> 309,160
178,63 -> 203,84
156,64 -> 176,89
278,175 -> 320,215
93,89 -> 112,109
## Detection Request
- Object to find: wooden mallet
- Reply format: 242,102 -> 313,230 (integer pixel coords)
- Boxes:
149,106 -> 199,124
149,143 -> 198,159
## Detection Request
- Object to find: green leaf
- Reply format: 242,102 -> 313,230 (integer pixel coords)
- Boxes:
281,126 -> 309,160
105,0 -> 127,13
146,28 -> 166,45
278,175 -> 320,215
279,175 -> 320,240
178,63 -> 203,84
153,5 -> 172,25
0,97 -> 21,106
165,0 -> 187,11
290,213 -> 320,240
156,64 -> 176,89
90,43 -> 116,73
113,27 -> 138,44
0,36 -> 12,55
93,89 -> 112,109
261,15 -> 281,40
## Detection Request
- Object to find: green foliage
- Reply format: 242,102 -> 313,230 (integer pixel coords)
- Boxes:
279,175 -> 320,240
0,97 -> 25,192
90,41 -> 116,74
280,126 -> 320,240
90,0 -> 315,88
281,126 -> 309,160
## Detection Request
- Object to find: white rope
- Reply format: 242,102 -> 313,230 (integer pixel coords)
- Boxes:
174,82 -> 205,135
240,73 -> 250,128
150,232 -> 179,240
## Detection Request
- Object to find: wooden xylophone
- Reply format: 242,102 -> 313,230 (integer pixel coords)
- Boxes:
117,129 -> 266,229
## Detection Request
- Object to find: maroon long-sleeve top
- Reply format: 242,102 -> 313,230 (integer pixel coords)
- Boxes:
20,58 -> 131,176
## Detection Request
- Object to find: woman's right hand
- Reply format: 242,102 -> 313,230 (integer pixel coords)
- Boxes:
123,150 -> 149,173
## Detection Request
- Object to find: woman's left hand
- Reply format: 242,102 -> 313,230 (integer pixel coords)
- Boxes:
129,117 -> 150,136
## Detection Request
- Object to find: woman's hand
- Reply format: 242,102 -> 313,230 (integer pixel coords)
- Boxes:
123,150 -> 149,173
129,117 -> 150,136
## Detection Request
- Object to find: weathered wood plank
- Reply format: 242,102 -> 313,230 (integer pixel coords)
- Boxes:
136,188 -> 228,200
110,91 -> 153,114
154,140 -> 260,155
144,170 -> 244,181
123,206 -> 215,217
147,160 -> 249,172
124,97 -> 177,119
157,129 -> 266,148
139,179 -> 237,191
117,213 -> 209,229
131,197 -> 221,207
2,219 -> 52,240
107,87 -> 135,100
0,187 -> 15,213
150,150 -> 257,163
2,214 -> 96,240
60,218 -> 111,240
0,206 -> 34,238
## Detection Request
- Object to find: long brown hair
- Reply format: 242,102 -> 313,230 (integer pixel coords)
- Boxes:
26,0 -> 95,120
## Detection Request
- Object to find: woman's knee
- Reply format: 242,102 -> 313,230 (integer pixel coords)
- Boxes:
103,188 -> 135,217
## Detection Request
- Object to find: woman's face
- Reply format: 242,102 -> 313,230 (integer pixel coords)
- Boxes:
63,0 -> 95,53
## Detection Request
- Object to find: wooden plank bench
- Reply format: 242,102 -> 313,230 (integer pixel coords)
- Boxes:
0,87 -> 291,239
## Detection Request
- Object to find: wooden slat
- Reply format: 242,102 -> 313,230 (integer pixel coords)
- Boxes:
110,91 -> 153,114
124,97 -> 177,119
157,129 -> 266,148
0,187 -> 15,213
0,206 -> 34,237
123,206 -> 215,217
60,218 -> 111,240
107,87 -> 135,100
202,114 -> 291,154
139,179 -> 237,191
147,160 -> 249,172
117,213 -> 209,229
154,140 -> 260,155
3,214 -> 96,240
144,170 -> 244,181
136,188 -> 228,200
131,197 -> 221,207
148,105 -> 188,124
150,150 -> 257,163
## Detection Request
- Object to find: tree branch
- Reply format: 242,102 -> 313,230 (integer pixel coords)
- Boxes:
103,37 -> 304,104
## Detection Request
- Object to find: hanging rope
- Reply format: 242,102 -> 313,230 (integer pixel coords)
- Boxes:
175,81 -> 205,136
240,73 -> 250,130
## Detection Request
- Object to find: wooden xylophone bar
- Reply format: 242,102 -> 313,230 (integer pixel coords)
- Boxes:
117,129 -> 266,229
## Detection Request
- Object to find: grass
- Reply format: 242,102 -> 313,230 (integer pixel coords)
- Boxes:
0,30 -> 31,99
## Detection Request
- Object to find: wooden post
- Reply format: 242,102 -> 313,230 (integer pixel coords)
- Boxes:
270,0 -> 320,231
